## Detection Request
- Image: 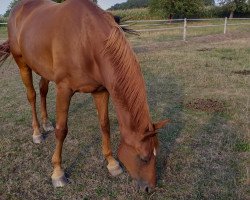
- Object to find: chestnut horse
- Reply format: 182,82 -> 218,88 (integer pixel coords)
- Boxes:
0,0 -> 169,192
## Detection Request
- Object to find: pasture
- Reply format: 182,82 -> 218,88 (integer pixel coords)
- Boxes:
0,27 -> 249,199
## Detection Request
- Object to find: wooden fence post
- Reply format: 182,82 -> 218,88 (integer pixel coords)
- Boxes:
183,18 -> 187,41
224,17 -> 228,34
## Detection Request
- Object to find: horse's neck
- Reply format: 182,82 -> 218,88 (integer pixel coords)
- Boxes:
112,91 -> 151,132
110,99 -> 150,149
103,26 -> 151,134
108,60 -> 151,133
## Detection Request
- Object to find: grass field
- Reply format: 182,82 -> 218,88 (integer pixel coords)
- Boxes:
0,26 -> 8,40
0,29 -> 249,199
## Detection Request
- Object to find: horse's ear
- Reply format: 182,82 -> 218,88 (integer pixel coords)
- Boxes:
153,119 -> 170,130
140,131 -> 157,142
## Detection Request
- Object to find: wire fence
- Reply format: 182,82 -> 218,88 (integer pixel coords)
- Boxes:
121,17 -> 250,41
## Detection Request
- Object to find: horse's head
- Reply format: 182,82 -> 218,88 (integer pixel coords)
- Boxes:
118,119 -> 169,192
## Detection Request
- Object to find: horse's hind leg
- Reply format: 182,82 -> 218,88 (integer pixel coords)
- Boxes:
92,90 -> 123,176
14,56 -> 43,143
39,77 -> 54,132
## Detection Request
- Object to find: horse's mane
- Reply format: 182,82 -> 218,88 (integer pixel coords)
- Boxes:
104,26 -> 149,130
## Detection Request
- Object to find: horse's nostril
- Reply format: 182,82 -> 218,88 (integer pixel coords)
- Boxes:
141,158 -> 149,163
136,180 -> 153,193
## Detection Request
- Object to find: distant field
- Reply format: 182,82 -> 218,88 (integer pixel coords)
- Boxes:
0,25 -> 249,199
111,8 -> 155,20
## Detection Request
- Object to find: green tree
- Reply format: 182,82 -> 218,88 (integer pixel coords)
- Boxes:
4,0 -> 19,17
109,0 -> 149,10
219,0 -> 249,18
149,0 -> 205,18
204,0 -> 215,6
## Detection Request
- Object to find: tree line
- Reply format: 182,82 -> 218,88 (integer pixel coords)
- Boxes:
109,0 -> 150,10
110,0 -> 250,19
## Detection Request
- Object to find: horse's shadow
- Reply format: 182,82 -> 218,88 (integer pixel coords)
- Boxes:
145,70 -> 185,182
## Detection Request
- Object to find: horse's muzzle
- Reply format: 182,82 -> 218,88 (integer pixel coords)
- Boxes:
135,180 -> 155,193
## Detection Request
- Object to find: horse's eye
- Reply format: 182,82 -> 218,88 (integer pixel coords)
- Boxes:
140,155 -> 150,163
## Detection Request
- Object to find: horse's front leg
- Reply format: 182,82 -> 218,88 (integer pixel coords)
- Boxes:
39,77 -> 54,132
92,90 -> 123,176
51,85 -> 73,187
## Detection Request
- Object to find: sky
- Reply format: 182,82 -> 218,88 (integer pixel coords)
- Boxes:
0,0 -> 127,15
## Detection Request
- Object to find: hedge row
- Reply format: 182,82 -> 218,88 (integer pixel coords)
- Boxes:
111,7 -> 250,20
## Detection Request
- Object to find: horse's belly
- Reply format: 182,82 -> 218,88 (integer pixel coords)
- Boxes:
78,85 -> 102,93
71,78 -> 103,93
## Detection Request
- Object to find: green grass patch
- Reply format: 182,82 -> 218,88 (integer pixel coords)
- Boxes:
234,141 -> 250,152
0,26 -> 7,39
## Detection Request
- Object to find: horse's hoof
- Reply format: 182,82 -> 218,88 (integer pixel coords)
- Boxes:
107,161 -> 123,177
43,121 -> 54,132
32,134 -> 44,144
52,174 -> 68,188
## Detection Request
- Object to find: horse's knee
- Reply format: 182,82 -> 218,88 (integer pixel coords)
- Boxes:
27,89 -> 36,103
100,118 -> 109,133
40,86 -> 48,97
39,79 -> 49,97
55,127 -> 68,141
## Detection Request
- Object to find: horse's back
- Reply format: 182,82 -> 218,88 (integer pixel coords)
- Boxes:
8,0 -> 115,89
8,0 -> 56,40
8,0 -> 57,57
9,0 -> 112,55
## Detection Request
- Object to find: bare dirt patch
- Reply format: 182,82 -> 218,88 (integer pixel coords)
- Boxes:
197,47 -> 214,52
190,31 -> 250,44
185,98 -> 225,112
133,40 -> 184,54
232,70 -> 250,75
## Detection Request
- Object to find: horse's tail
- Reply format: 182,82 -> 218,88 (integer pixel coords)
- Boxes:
0,40 -> 11,66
